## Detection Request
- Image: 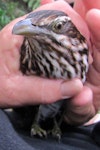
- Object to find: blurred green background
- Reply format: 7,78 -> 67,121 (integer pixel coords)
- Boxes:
0,0 -> 40,30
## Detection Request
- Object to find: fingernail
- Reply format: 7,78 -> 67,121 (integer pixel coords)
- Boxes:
61,79 -> 83,99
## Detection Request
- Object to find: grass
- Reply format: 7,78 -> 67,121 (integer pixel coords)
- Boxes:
0,0 -> 40,30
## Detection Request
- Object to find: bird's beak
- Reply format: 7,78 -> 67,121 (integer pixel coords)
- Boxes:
12,18 -> 42,36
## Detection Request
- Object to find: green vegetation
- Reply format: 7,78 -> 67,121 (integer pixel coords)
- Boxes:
0,0 -> 40,30
23,0 -> 40,10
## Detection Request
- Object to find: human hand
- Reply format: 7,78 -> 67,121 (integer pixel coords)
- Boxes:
72,0 -> 100,124
0,1 -> 83,108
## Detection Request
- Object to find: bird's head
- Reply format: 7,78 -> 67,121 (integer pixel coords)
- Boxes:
12,10 -> 83,50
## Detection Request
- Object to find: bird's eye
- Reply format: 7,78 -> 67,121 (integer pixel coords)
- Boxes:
51,16 -> 71,33
55,23 -> 63,30
52,22 -> 64,32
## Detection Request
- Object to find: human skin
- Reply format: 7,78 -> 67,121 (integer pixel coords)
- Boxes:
74,0 -> 100,123
41,0 -> 75,5
0,0 -> 98,124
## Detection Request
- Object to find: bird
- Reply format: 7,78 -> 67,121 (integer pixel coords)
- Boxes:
12,10 -> 89,140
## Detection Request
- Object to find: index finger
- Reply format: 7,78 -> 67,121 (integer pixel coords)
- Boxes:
74,0 -> 100,18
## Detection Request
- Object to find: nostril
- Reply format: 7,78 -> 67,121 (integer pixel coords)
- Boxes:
32,23 -> 36,26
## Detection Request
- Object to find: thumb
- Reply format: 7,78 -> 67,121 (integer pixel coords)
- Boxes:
3,76 -> 83,107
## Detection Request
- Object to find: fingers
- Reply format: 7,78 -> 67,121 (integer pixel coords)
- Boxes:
82,0 -> 100,10
64,86 -> 96,125
74,0 -> 85,18
74,0 -> 100,21
86,9 -> 100,48
74,0 -> 100,17
71,86 -> 93,106
86,9 -> 100,74
1,76 -> 83,107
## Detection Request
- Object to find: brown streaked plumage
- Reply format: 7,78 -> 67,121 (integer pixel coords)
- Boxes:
12,10 -> 89,140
